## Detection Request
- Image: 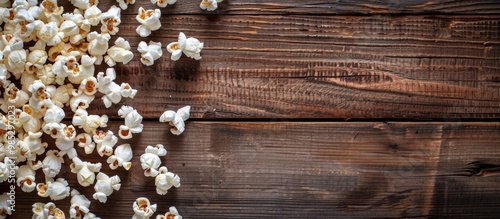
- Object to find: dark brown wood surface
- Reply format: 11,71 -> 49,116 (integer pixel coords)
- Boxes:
4,122 -> 500,218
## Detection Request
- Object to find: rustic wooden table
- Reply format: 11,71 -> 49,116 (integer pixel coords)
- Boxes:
4,0 -> 500,218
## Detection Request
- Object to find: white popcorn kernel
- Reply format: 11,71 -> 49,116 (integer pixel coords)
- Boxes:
79,76 -> 99,96
159,106 -> 191,135
156,206 -> 182,219
87,31 -> 110,65
19,105 -> 42,133
117,0 -> 135,10
106,143 -> 132,170
46,84 -> 73,108
54,124 -> 77,158
0,158 -> 13,183
37,21 -> 64,46
132,197 -> 157,219
93,130 -> 117,157
183,35 -> 204,60
200,0 -> 223,11
76,133 -> 96,154
104,37 -> 133,66
135,7 -> 161,37
138,41 -> 162,66
42,122 -> 62,138
41,0 -> 64,24
70,157 -> 102,187
28,80 -> 52,111
42,150 -> 64,178
93,172 -> 121,203
155,166 -> 180,195
36,64 -> 55,85
59,20 -> 79,38
20,131 -> 47,161
152,0 -> 176,8
28,160 -> 43,171
44,104 -> 65,124
69,189 -> 93,219
140,144 -> 167,177
3,36 -> 27,76
72,107 -> 108,134
16,164 -> 36,192
36,178 -> 70,201
100,5 -> 121,35
71,0 -> 99,10
166,41 -> 182,61
25,46 -> 47,74
70,88 -> 95,112
67,55 -> 96,85
120,83 -> 137,99
84,5 -> 101,26
32,202 -> 66,219
0,193 -> 13,218
118,105 -> 143,139
97,68 -> 134,107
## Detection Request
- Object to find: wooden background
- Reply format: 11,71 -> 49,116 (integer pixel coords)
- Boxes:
3,0 -> 500,218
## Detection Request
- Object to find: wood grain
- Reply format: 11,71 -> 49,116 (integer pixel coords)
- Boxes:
60,0 -> 500,15
2,121 -> 500,218
78,15 -> 500,119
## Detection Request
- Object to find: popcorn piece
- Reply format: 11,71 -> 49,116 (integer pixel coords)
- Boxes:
36,178 -> 70,201
0,193 -> 13,218
3,36 -> 27,76
32,202 -> 66,219
140,144 -> 167,177
79,76 -> 99,96
42,122 -> 63,138
159,106 -> 190,135
151,0 -> 176,8
69,190 -> 92,219
26,46 -> 47,74
87,31 -> 110,65
135,7 -> 161,37
76,133 -> 95,154
62,9 -> 91,44
97,68 -> 137,108
132,197 -> 157,219
166,32 -> 203,61
93,172 -> 121,203
72,108 -> 108,134
84,5 -> 101,26
138,41 -> 162,66
70,88 -> 95,112
117,0 -> 135,10
155,166 -> 180,195
44,104 -> 65,124
16,164 -> 36,192
71,0 -> 99,10
68,55 -> 96,84
19,131 -> 47,161
37,21 -> 64,46
28,80 -> 52,112
106,143 -> 132,170
54,124 -> 77,158
46,83 -> 73,108
200,0 -> 223,11
42,150 -> 64,178
118,105 -> 143,139
41,0 -> 64,24
93,130 -> 117,157
104,37 -> 133,66
70,157 -> 102,187
100,5 -> 121,35
0,158 -> 13,183
156,206 -> 182,219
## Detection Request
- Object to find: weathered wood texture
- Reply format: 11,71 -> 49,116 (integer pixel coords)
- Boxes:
80,15 -> 500,119
63,0 -> 500,15
3,122 -> 500,218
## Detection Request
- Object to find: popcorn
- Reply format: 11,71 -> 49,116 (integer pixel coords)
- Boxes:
70,157 -> 102,187
159,106 -> 191,135
93,172 -> 121,203
166,32 -> 203,61
40,0 -> 64,24
155,166 -> 180,195
0,158 -> 12,183
104,37 -> 133,66
79,76 -> 99,96
69,190 -> 93,219
76,133 -> 95,154
25,46 -> 48,74
97,68 -> 137,108
132,197 -> 157,219
83,5 -> 101,26
37,21 -> 64,46
140,144 -> 167,177
93,130 -> 118,157
117,0 -> 135,10
62,9 -> 91,44
87,31 -> 110,65
16,164 -> 37,192
118,105 -> 143,139
135,7 -> 161,37
0,193 -> 13,218
156,206 -> 182,219
46,83 -> 73,107
67,55 -> 96,85
42,150 -> 64,178
70,0 -> 99,10
100,5 -> 121,35
54,124 -> 77,158
151,0 -> 177,8
3,36 -> 27,76
70,88 -> 95,112
138,41 -> 162,66
106,143 -> 132,170
19,131 -> 47,161
44,104 -> 65,124
42,122 -> 62,138
72,108 -> 108,134
36,178 -> 70,201
32,202 -> 66,219
200,0 -> 223,11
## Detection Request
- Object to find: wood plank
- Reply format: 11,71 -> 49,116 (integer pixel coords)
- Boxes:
2,121 -> 500,218
81,15 -> 500,119
59,0 -> 500,15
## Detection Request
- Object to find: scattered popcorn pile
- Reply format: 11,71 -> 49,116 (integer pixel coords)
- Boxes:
0,0 -> 207,218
